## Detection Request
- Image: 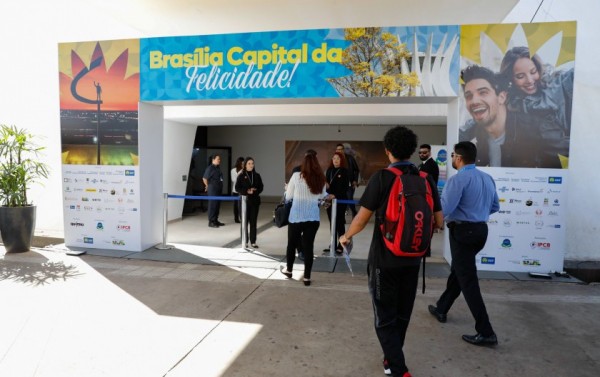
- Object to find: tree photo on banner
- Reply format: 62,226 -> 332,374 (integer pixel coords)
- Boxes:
456,22 -> 576,273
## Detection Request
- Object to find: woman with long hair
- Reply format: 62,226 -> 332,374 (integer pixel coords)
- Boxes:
280,153 -> 333,286
500,46 -> 572,167
325,151 -> 350,254
235,157 -> 264,248
231,156 -> 244,223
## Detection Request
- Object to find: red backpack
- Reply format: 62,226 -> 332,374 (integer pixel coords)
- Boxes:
380,167 -> 434,257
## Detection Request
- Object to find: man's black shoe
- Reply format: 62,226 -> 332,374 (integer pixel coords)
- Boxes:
428,305 -> 447,323
208,222 -> 219,228
216,221 -> 225,226
462,333 -> 498,346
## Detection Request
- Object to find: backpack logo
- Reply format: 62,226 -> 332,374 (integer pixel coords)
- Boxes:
380,168 -> 434,257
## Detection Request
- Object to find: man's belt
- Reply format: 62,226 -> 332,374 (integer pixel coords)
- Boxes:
447,220 -> 486,228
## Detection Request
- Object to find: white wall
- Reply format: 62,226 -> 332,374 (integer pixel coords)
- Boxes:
139,103 -> 164,249
163,120 -> 197,221
2,0 -> 598,262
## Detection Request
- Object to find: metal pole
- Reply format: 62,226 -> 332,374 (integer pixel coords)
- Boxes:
241,195 -> 248,248
329,198 -> 337,257
155,193 -> 174,250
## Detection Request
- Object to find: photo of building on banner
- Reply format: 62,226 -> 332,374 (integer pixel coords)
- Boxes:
459,22 -> 575,169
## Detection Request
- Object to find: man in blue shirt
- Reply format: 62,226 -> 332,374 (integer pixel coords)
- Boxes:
428,141 -> 500,346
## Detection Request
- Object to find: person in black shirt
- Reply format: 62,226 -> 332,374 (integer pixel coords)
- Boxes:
336,143 -> 360,217
418,144 -> 440,185
339,126 -> 443,377
203,154 -> 224,228
235,157 -> 264,248
325,151 -> 350,254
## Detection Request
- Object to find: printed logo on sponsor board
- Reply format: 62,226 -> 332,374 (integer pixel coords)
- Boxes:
84,237 -> 94,244
535,209 -> 543,216
503,219 -> 511,227
117,225 -> 131,232
509,199 -> 522,204
553,199 -> 560,206
499,198 -> 506,203
516,221 -> 530,225
530,241 -> 551,250
501,239 -> 512,248
125,170 -> 135,176
112,240 -> 125,246
535,220 -> 544,229
498,186 -> 509,193
480,257 -> 495,265
548,177 -> 562,184
96,222 -> 104,230
523,259 -> 541,266
70,222 -> 84,227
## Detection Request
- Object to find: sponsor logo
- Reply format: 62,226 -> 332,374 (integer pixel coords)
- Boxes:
548,177 -> 562,184
523,259 -> 541,266
499,198 -> 506,203
543,198 -> 549,206
63,178 -> 71,183
512,187 -> 525,193
553,199 -> 560,206
509,199 -> 522,204
125,170 -> 135,176
112,239 -> 125,246
411,211 -> 424,251
92,198 -> 102,202
70,222 -> 84,227
488,219 -> 498,225
81,197 -> 89,201
547,224 -> 562,228
535,220 -> 544,229
498,210 -> 511,214
85,188 -> 97,192
96,222 -> 104,230
503,219 -> 511,227
117,225 -> 131,232
498,186 -> 509,193
547,188 -> 561,194
527,189 -> 544,193
515,210 -> 531,216
548,211 -> 559,216
516,221 -> 530,225
501,239 -> 512,248
530,241 -> 551,250
480,257 -> 496,265
84,237 -> 94,244
525,199 -> 533,206
535,209 -> 543,216
83,206 -> 93,211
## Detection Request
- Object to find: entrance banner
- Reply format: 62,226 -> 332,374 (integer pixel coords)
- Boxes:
140,26 -> 460,101
457,21 -> 576,272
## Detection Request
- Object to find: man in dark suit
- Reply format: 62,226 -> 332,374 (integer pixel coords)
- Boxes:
418,144 -> 439,185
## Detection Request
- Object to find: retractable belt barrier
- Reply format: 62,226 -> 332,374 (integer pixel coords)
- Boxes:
156,194 -> 358,255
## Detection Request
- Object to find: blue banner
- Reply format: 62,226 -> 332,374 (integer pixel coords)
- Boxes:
140,26 -> 460,101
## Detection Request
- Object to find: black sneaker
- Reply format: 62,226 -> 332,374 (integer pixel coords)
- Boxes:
383,359 -> 391,375
216,221 -> 225,226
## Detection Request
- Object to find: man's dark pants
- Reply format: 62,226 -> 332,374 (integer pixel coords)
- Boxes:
368,263 -> 420,376
436,222 -> 494,336
207,185 -> 221,223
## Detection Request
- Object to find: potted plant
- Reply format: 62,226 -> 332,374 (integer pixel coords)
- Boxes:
0,124 -> 49,253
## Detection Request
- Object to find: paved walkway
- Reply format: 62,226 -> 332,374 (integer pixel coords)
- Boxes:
1,203 -> 599,376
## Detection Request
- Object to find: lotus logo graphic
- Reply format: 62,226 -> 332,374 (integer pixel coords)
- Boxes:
501,239 -> 512,248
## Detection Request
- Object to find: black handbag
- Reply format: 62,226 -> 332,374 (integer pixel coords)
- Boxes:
273,200 -> 292,228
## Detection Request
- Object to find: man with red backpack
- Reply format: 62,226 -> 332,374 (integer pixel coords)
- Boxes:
340,126 -> 443,377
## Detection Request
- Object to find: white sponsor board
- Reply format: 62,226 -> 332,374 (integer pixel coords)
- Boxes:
62,165 -> 141,251
477,167 -> 566,272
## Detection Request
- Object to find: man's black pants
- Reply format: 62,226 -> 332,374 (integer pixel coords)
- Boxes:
368,263 -> 420,376
436,222 -> 494,336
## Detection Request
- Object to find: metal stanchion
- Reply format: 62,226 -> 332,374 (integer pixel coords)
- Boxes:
241,195 -> 248,249
329,198 -> 337,257
155,193 -> 174,250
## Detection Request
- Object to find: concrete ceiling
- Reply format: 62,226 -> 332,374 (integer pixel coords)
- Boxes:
86,0 -> 520,126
